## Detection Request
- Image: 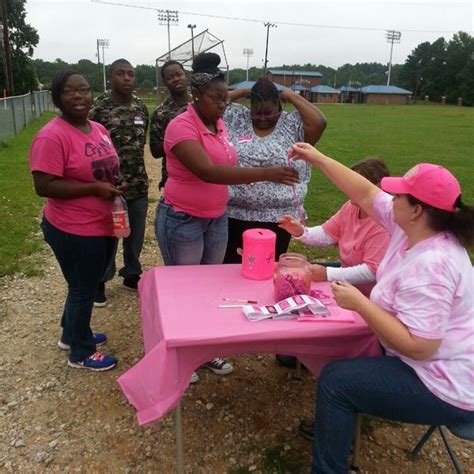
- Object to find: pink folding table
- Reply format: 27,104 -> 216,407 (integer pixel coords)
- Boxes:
118,264 -> 381,472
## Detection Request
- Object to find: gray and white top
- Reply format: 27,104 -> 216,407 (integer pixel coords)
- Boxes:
223,103 -> 311,222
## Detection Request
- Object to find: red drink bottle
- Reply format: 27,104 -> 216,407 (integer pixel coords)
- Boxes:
112,196 -> 131,238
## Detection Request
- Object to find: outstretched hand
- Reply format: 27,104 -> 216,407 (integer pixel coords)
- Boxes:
288,142 -> 326,166
268,166 -> 299,185
278,214 -> 304,237
330,280 -> 366,311
310,264 -> 328,282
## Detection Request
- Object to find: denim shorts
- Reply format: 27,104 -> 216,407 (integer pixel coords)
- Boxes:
154,199 -> 228,266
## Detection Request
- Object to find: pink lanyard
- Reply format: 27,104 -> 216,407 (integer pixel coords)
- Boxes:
288,157 -> 306,225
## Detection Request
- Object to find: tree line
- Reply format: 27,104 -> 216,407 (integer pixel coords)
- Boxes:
30,58 -> 403,95
1,1 -> 473,105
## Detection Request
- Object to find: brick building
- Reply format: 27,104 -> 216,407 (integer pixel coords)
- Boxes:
228,80 -> 284,91
339,86 -> 361,104
359,85 -> 412,104
267,70 -> 322,89
309,85 -> 340,103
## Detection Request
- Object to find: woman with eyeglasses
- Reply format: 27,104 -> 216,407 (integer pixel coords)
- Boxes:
155,52 -> 299,382
29,70 -> 122,372
222,78 -> 327,263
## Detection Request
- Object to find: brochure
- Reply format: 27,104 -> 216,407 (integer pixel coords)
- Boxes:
242,294 -> 342,322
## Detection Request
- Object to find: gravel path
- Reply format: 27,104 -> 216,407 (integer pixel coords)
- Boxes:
0,148 -> 472,473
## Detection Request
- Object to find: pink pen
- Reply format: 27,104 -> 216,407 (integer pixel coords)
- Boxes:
222,298 -> 258,304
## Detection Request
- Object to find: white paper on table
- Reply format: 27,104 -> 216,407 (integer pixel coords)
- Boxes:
242,295 -> 330,322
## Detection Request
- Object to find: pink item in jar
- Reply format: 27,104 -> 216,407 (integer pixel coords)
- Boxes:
274,253 -> 312,300
241,228 -> 276,280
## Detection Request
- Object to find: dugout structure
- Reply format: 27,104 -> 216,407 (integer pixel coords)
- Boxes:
155,29 -> 229,98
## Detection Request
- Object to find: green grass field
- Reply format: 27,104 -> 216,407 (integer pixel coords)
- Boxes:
0,113 -> 56,276
0,105 -> 472,276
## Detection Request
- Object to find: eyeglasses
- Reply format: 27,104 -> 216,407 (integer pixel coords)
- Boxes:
250,111 -> 282,120
203,93 -> 231,107
61,87 -> 92,97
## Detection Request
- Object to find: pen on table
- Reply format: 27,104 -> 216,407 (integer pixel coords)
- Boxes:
222,298 -> 258,304
218,304 -> 247,308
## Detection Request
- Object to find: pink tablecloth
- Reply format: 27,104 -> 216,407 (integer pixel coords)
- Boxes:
118,265 -> 381,426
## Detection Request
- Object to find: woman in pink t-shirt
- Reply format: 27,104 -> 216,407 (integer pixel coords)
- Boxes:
289,143 -> 474,473
279,157 -> 390,297
29,70 -> 123,372
155,53 -> 298,381
276,158 -> 390,369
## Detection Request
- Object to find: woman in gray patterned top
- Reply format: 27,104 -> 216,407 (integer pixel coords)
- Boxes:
222,78 -> 327,263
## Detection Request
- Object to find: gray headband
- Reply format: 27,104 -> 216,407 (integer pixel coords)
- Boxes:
190,72 -> 224,88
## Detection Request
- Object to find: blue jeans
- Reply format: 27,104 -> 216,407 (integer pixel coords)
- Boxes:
312,356 -> 474,473
155,199 -> 228,265
41,217 -> 116,362
103,195 -> 148,281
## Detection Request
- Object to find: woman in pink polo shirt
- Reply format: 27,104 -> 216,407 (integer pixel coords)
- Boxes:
30,70 -> 122,372
155,53 -> 298,381
289,143 -> 474,473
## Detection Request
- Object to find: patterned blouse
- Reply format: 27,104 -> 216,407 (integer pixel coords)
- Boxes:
223,103 -> 311,222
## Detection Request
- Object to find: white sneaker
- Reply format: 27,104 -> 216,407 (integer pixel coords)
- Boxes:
190,371 -> 199,383
203,358 -> 233,375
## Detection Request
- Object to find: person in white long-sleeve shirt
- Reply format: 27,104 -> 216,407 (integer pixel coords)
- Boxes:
279,157 -> 391,297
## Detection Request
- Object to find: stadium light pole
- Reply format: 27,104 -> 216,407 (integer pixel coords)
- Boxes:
96,39 -> 101,88
263,22 -> 277,76
97,38 -> 109,92
158,9 -> 179,59
243,48 -> 254,81
187,24 -> 196,58
386,30 -> 401,86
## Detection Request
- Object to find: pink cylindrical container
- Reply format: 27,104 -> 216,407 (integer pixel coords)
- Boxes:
241,229 -> 276,280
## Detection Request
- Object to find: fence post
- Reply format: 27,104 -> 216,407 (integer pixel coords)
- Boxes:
30,92 -> 36,120
22,96 -> 28,125
11,100 -> 18,135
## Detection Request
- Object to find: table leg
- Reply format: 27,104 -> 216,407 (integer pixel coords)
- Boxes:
175,402 -> 184,474
295,359 -> 302,379
350,413 -> 361,472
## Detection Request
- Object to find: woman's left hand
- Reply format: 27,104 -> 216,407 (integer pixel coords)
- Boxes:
330,281 -> 366,311
279,88 -> 296,103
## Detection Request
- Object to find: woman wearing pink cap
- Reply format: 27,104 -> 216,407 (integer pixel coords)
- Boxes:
288,143 -> 474,474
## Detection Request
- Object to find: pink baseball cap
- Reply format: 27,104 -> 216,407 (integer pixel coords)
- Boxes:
381,163 -> 461,212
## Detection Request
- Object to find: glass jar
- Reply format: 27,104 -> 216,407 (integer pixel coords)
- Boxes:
273,253 -> 312,301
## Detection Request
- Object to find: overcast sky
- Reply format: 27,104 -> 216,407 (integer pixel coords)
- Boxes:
26,0 -> 473,71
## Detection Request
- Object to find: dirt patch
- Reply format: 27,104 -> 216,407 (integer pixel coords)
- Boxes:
0,148 -> 472,473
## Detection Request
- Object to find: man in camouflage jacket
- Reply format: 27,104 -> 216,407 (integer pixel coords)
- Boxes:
89,59 -> 149,302
149,60 -> 189,189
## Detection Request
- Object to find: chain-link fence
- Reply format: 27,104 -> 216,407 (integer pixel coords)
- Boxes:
0,91 -> 54,142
